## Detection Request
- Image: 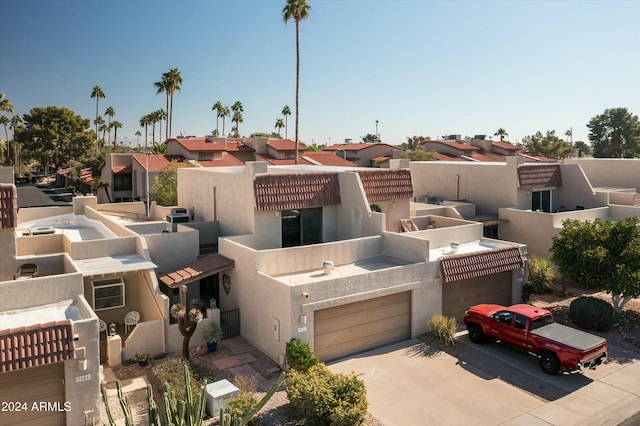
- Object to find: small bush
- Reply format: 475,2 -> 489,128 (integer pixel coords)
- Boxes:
427,314 -> 457,346
286,338 -> 319,372
152,358 -> 201,402
522,256 -> 555,302
569,296 -> 614,331
225,392 -> 260,423
285,364 -> 367,426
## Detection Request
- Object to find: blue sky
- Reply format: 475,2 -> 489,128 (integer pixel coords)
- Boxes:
2,0 -> 639,147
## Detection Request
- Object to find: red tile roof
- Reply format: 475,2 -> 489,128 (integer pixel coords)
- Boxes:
267,139 -> 307,152
0,320 -> 75,372
518,152 -> 558,163
440,247 -> 524,283
0,184 -> 17,229
255,153 -> 314,165
465,152 -> 501,162
171,138 -> 226,152
112,166 -> 132,174
435,152 -> 466,161
158,253 -> 235,288
303,152 -> 356,166
197,153 -> 244,167
254,173 -> 341,211
324,143 -> 400,152
224,140 -> 254,152
517,164 -> 563,189
492,141 -> 522,151
133,154 -> 186,172
422,140 -> 480,152
357,169 -> 414,202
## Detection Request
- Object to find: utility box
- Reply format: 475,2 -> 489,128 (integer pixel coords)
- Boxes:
205,379 -> 240,417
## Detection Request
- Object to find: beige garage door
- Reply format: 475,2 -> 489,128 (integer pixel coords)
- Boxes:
0,362 -> 66,426
314,292 -> 411,362
442,271 -> 512,322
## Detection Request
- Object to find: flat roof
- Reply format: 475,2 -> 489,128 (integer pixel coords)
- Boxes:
17,214 -> 118,242
1,299 -> 83,329
429,240 -> 513,261
272,256 -> 412,286
73,254 -> 156,276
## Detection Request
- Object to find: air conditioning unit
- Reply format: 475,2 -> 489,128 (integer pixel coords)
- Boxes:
165,213 -> 190,232
22,227 -> 56,236
170,207 -> 187,215
205,379 -> 240,417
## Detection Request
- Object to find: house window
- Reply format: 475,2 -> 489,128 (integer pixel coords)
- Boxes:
92,277 -> 125,311
282,207 -> 322,247
531,190 -> 552,213
113,173 -> 132,192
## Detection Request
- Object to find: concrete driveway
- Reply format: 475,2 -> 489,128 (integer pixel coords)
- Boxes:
327,336 -> 640,426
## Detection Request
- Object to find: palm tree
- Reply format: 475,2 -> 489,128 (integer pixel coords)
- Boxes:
155,109 -> 167,142
275,118 -> 285,137
283,0 -> 311,164
94,116 -> 105,148
135,130 -> 142,148
163,67 -> 183,138
231,101 -> 244,137
90,85 -> 105,156
140,114 -> 151,150
282,105 -> 291,139
0,93 -> 14,118
221,106 -> 230,137
212,101 -> 224,136
154,77 -> 169,140
494,128 -> 509,141
111,120 -> 123,148
0,115 -> 9,143
565,128 -> 572,143
104,106 -> 115,146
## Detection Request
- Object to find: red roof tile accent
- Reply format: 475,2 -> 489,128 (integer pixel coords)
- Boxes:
158,253 -> 235,288
0,320 -> 75,372
422,141 -> 480,152
357,169 -> 414,202
267,139 -> 307,152
0,184 -> 18,229
172,138 -> 226,152
302,152 -> 356,166
440,247 -> 524,283
112,166 -> 132,174
465,152 -> 501,162
224,140 -> 254,152
133,154 -> 186,172
435,152 -> 466,161
517,164 -> 562,189
197,153 -> 245,167
492,141 -> 522,151
254,173 -> 341,211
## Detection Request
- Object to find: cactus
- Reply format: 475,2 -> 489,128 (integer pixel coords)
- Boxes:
147,384 -> 161,426
101,386 -> 116,425
219,371 -> 286,426
102,381 -> 135,426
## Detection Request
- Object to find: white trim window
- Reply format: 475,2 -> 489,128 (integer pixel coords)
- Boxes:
93,277 -> 125,311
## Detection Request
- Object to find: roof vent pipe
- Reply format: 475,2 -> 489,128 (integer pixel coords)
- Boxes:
323,260 -> 334,275
450,242 -> 460,254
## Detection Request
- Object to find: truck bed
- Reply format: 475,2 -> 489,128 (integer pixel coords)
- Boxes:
531,323 -> 606,351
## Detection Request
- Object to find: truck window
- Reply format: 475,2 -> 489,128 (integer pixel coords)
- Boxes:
493,311 -> 513,325
514,315 -> 527,330
530,314 -> 554,330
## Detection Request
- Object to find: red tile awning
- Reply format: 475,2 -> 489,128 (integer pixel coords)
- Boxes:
440,247 -> 524,283
0,320 -> 75,372
158,253 -> 235,288
357,169 -> 414,202
254,173 -> 341,211
518,164 -> 562,190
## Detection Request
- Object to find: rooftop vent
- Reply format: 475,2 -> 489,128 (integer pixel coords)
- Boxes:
22,227 -> 56,236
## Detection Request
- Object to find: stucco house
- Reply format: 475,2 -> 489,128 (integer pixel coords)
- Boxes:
323,143 -> 401,167
410,157 -> 640,259
176,161 -> 527,364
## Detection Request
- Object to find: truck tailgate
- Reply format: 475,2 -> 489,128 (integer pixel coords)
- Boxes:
531,323 -> 606,351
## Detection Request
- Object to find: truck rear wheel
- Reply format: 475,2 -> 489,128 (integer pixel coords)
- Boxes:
540,352 -> 560,375
467,323 -> 485,343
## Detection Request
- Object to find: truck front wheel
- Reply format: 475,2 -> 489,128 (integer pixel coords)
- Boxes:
540,352 -> 560,375
467,323 -> 485,343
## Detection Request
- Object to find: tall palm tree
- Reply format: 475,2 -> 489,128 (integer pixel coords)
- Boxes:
282,105 -> 291,139
212,101 -> 224,136
111,121 -> 123,148
157,109 -> 167,142
221,106 -> 230,137
154,77 -> 169,140
139,114 -> 151,150
565,128 -> 572,143
90,85 -> 105,156
163,67 -> 183,139
135,130 -> 142,147
275,118 -> 285,137
94,116 -> 106,148
494,128 -> 509,141
0,93 -> 14,116
231,101 -> 244,137
283,0 -> 311,164
105,106 -> 115,146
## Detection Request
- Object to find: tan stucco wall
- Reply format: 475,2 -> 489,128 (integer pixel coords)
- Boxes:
0,270 -> 84,310
17,205 -> 73,223
567,158 -> 640,191
410,160 -> 519,215
555,164 -> 603,210
144,226 -> 199,272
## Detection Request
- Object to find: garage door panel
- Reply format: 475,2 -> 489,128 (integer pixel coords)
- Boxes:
314,292 -> 411,361
443,272 -> 512,322
0,362 -> 65,426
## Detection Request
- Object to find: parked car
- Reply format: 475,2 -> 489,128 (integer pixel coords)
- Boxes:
463,303 -> 607,375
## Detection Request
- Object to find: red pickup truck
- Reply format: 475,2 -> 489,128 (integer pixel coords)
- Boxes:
463,304 -> 607,375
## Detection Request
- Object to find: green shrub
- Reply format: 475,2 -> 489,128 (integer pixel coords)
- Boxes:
522,256 -> 555,302
569,296 -> 614,331
286,338 -> 319,372
225,392 -> 260,423
427,314 -> 457,346
285,364 -> 367,426
152,358 -> 202,402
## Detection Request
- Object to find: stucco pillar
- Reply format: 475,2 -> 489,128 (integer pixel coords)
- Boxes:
107,335 -> 122,367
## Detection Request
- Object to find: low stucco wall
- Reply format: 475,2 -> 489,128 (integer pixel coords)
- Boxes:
17,205 -> 74,224
0,271 -> 84,311
122,320 -> 164,360
144,226 -> 199,273
166,312 -> 221,354
567,158 -> 640,191
68,236 -> 137,260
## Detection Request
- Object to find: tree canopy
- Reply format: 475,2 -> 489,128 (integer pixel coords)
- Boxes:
14,106 -> 94,169
399,147 -> 437,161
550,217 -> 640,312
362,133 -> 380,143
587,108 -> 640,158
521,130 -> 573,159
